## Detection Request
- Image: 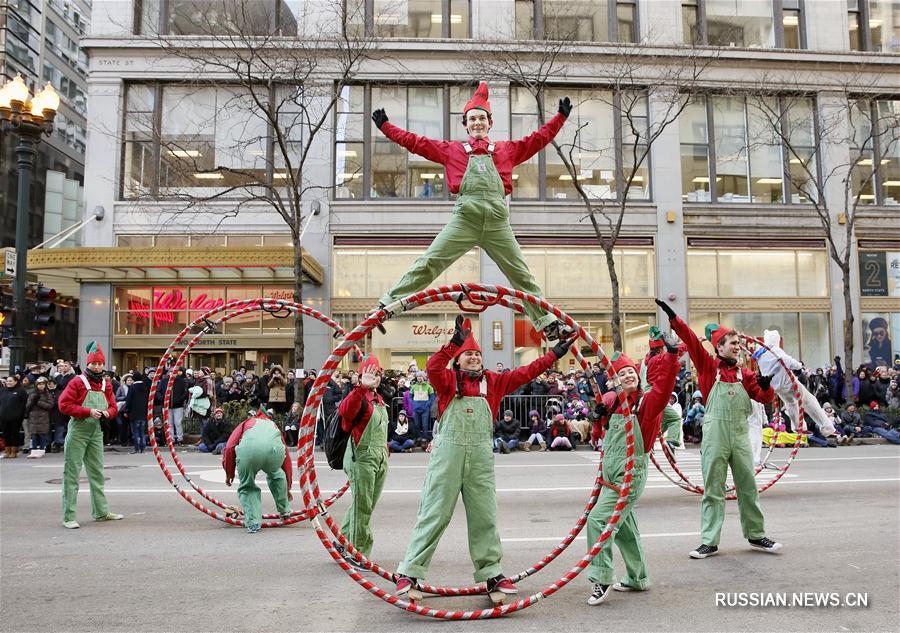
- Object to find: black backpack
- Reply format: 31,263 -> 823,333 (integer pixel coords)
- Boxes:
323,400 -> 370,470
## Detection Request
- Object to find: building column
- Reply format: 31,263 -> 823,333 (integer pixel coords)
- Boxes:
648,88 -> 688,324
818,92 -> 863,368
78,283 -> 113,368
82,78 -> 122,248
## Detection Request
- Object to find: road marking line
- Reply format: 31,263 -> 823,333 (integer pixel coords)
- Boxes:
501,531 -> 700,542
3,477 -> 897,495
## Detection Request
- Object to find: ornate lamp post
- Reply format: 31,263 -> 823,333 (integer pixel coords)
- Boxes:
0,74 -> 60,372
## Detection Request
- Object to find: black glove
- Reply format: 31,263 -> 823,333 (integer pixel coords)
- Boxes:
655,299 -> 677,322
551,333 -> 577,359
757,374 -> 773,391
558,97 -> 572,118
661,331 -> 680,355
591,402 -> 608,421
450,314 -> 470,347
372,108 -> 388,130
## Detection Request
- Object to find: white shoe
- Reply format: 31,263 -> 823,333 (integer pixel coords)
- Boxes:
63,520 -> 80,529
94,512 -> 124,522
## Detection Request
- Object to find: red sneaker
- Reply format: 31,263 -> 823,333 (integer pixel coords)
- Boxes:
488,576 -> 518,595
395,575 -> 416,595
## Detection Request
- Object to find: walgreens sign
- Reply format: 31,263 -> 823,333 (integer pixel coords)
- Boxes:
128,288 -> 225,327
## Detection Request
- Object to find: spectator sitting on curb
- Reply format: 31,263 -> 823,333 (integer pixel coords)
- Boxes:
524,409 -> 547,451
198,408 -> 229,454
389,410 -> 417,453
548,414 -> 573,451
862,402 -> 900,445
494,409 -> 521,454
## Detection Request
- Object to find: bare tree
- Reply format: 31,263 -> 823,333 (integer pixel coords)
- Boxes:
475,35 -> 716,348
127,0 -> 376,366
744,84 -> 900,393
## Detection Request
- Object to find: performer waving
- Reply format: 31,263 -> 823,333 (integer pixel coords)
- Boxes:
586,339 -> 679,606
656,300 -> 782,559
372,82 -> 573,340
395,315 -> 576,603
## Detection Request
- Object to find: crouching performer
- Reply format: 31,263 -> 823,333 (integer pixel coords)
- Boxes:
586,338 -> 679,606
395,315 -> 575,604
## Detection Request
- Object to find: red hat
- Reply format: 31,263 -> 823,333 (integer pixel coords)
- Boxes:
705,323 -> 736,349
358,353 -> 382,374
463,82 -> 491,116
85,341 -> 106,365
609,351 -> 637,375
453,318 -> 481,358
648,325 -> 665,349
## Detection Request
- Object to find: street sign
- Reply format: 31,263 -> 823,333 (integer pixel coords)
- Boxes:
4,250 -> 14,276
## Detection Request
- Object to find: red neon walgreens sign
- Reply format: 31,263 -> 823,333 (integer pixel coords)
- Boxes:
127,288 -> 226,328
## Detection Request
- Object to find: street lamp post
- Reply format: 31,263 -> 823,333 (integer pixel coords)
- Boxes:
0,75 -> 60,373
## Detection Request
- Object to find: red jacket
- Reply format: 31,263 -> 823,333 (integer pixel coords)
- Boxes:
427,341 -> 557,420
379,112 -> 567,195
671,316 -> 774,406
339,385 -> 385,445
57,374 -> 117,421
591,351 -> 680,454
222,417 -> 292,483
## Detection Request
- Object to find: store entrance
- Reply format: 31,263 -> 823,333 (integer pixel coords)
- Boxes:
187,352 -> 243,376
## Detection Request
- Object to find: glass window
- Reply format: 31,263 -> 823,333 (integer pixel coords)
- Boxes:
730,311 -> 800,352
155,236 -> 188,247
877,99 -> 900,205
117,235 -> 153,247
682,1 -> 701,44
262,286 -> 296,333
115,287 -> 152,335
188,287 -> 226,317
687,250 -> 718,295
717,251 -> 796,296
150,287 -> 188,334
190,235 -> 226,247
622,313 -> 658,358
800,312 -> 830,370
450,0 -> 470,37
262,234 -> 294,246
616,2 -> 637,43
223,286 -> 262,334
712,96 -> 749,202
621,249 -> 655,296
227,235 -> 263,246
796,250 -> 828,296
705,0 -> 775,47
510,87 -> 540,199
545,88 -> 616,200
680,96 -> 711,202
543,0 -> 610,42
782,9 -> 801,48
408,87 -> 445,197
165,0 -> 275,36
747,97 -> 784,203
374,0 -> 443,37
523,247 -> 655,298
516,0 -> 535,38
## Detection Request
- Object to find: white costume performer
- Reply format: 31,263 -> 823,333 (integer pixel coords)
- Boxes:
755,330 -> 835,437
747,400 -> 766,467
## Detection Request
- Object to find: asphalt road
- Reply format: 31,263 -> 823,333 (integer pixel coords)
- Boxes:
1,444 -> 898,633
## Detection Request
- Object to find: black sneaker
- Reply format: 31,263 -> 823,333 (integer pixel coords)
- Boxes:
749,537 -> 782,553
543,320 -> 574,342
587,583 -> 612,605
689,544 -> 719,559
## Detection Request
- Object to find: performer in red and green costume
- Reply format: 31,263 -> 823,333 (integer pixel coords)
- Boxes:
640,326 -> 685,450
58,341 -> 124,529
656,300 -> 782,559
372,82 -> 574,340
394,316 -> 576,598
585,340 -> 679,606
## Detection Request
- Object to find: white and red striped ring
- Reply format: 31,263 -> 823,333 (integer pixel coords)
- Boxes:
648,333 -> 807,498
147,299 -> 357,526
297,283 -> 638,618
305,290 -> 619,597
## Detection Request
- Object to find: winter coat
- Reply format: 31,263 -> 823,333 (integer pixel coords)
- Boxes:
48,388 -> 67,428
201,417 -> 230,447
125,377 -> 151,421
0,386 -> 28,423
267,374 -> 287,403
322,379 -> 344,419
495,417 -> 521,441
26,389 -> 54,434
188,385 -> 211,418
389,417 -> 416,443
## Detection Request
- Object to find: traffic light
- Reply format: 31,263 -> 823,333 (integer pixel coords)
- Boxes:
0,304 -> 12,346
34,285 -> 57,326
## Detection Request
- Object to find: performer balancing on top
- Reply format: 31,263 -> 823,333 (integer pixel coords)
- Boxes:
656,300 -> 783,559
372,81 -> 574,341
394,315 -> 576,602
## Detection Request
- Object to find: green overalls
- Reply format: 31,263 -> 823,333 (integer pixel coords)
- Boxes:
339,402 -> 388,557
379,148 -> 556,332
398,394 -> 503,583
640,360 -> 683,447
586,407 -> 650,589
235,420 -> 291,531
699,370 -> 766,546
62,376 -> 113,522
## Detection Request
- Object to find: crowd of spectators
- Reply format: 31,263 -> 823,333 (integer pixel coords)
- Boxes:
2,353 -> 899,457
